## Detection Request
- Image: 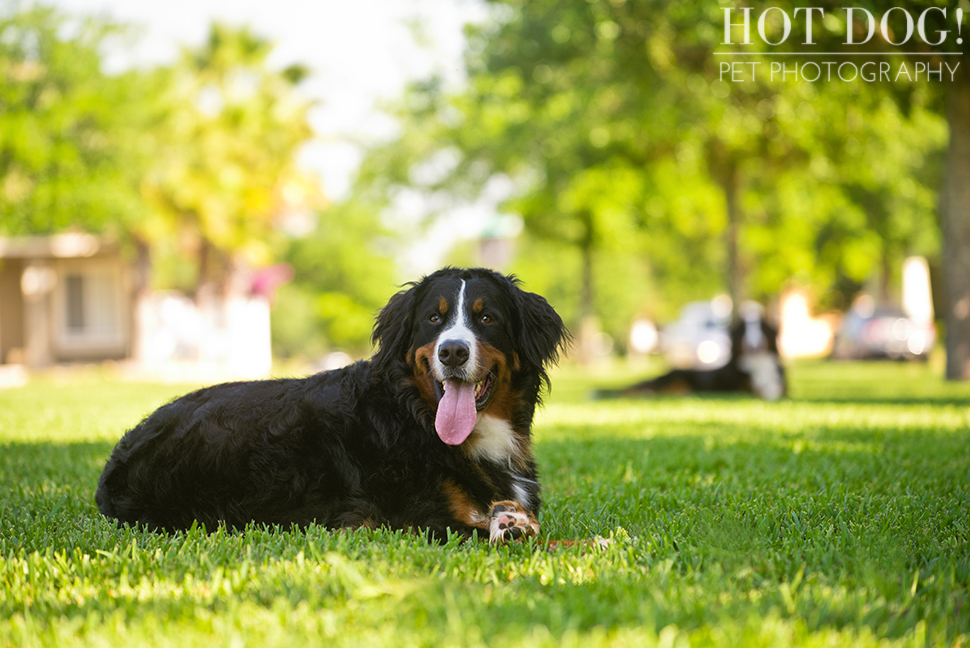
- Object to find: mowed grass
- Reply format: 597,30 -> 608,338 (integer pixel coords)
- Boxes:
1,360 -> 968,647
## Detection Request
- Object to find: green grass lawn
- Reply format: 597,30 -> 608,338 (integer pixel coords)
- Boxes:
1,360 -> 968,647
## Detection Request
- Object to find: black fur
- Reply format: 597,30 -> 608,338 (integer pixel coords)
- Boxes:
96,268 -> 568,539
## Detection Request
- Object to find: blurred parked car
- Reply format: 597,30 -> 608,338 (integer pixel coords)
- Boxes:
831,305 -> 935,361
661,299 -> 733,370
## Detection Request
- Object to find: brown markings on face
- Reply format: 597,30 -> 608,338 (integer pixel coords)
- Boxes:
467,342 -> 533,469
438,296 -> 449,314
475,342 -> 517,420
472,298 -> 484,314
442,479 -> 488,529
412,342 -> 438,409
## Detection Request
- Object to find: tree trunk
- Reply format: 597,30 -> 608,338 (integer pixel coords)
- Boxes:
129,237 -> 152,363
197,236 -> 212,302
576,212 -> 599,365
942,64 -> 970,380
580,225 -> 594,322
879,241 -> 892,304
715,158 -> 745,316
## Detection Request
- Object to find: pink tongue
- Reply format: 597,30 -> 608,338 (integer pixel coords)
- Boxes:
435,379 -> 477,445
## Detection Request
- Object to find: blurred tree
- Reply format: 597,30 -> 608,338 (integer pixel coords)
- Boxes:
0,5 -> 144,234
141,23 -> 321,297
362,0 -> 947,345
355,3 -> 726,357
750,0 -> 967,377
725,70 -> 946,311
272,198 -> 397,358
0,11 -> 325,304
474,0 -> 945,316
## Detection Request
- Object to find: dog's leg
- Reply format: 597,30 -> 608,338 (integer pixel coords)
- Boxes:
487,500 -> 540,545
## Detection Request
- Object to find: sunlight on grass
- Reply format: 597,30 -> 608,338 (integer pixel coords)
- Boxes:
1,360 -> 968,647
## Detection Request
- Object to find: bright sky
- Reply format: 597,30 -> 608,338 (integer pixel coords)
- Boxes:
48,0 -> 486,200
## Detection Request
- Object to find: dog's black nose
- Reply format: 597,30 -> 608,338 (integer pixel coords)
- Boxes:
438,340 -> 470,368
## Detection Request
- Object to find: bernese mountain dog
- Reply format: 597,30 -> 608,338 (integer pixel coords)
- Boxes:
599,312 -> 786,401
96,267 -> 568,544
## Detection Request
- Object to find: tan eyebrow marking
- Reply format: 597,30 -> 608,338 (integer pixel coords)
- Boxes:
439,297 -> 449,314
472,298 -> 484,314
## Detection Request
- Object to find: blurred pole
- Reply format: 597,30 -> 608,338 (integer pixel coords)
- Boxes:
943,63 -> 970,380
577,211 -> 597,365
129,237 -> 152,364
902,257 -> 934,326
21,262 -> 54,367
715,155 -> 745,319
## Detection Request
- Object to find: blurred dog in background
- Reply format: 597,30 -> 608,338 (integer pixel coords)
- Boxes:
597,309 -> 786,401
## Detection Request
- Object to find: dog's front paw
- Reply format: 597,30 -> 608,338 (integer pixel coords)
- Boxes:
488,501 -> 539,545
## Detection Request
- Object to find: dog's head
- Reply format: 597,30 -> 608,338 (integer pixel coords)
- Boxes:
372,267 -> 568,446
731,308 -> 780,358
731,307 -> 786,401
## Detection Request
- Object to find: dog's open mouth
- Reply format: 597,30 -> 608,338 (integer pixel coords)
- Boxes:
433,369 -> 495,411
432,368 -> 496,446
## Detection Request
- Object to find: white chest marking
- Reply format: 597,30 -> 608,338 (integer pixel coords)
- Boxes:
739,352 -> 784,401
743,317 -> 765,350
466,414 -> 520,465
466,417 -> 534,509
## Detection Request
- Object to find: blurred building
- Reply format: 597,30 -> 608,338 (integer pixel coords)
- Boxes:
0,233 -> 131,367
0,233 -> 274,381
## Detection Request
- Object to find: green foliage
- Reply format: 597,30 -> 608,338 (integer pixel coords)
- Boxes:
1,363 -> 969,646
272,199 -> 397,357
0,6 -> 144,235
268,282 -> 329,360
507,234 -> 671,345
142,23 -> 320,292
747,83 -> 946,307
0,8 -> 323,297
356,0 -> 948,331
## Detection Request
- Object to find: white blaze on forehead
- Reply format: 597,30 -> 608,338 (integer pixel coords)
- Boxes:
743,315 -> 765,350
432,279 -> 478,378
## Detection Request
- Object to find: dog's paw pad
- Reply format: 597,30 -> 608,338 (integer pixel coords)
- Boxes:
488,500 -> 538,545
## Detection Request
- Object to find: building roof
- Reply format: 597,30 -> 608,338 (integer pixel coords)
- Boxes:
0,233 -> 119,259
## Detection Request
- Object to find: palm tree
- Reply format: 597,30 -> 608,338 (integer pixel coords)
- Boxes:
142,23 -> 322,298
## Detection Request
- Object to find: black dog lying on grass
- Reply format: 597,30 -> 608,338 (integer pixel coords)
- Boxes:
96,268 -> 568,544
597,314 -> 787,401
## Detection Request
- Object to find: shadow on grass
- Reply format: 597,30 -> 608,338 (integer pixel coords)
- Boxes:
536,421 -> 970,583
0,440 -> 115,555
4,421 -> 967,561
0,439 -> 112,488
794,395 -> 970,406
1,431 -> 967,644
588,390 -> 970,407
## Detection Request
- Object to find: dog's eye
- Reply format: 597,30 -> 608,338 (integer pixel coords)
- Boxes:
480,313 -> 492,324
429,313 -> 441,323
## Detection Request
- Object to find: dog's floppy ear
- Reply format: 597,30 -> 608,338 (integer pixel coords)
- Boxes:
371,282 -> 418,371
508,277 -> 569,371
